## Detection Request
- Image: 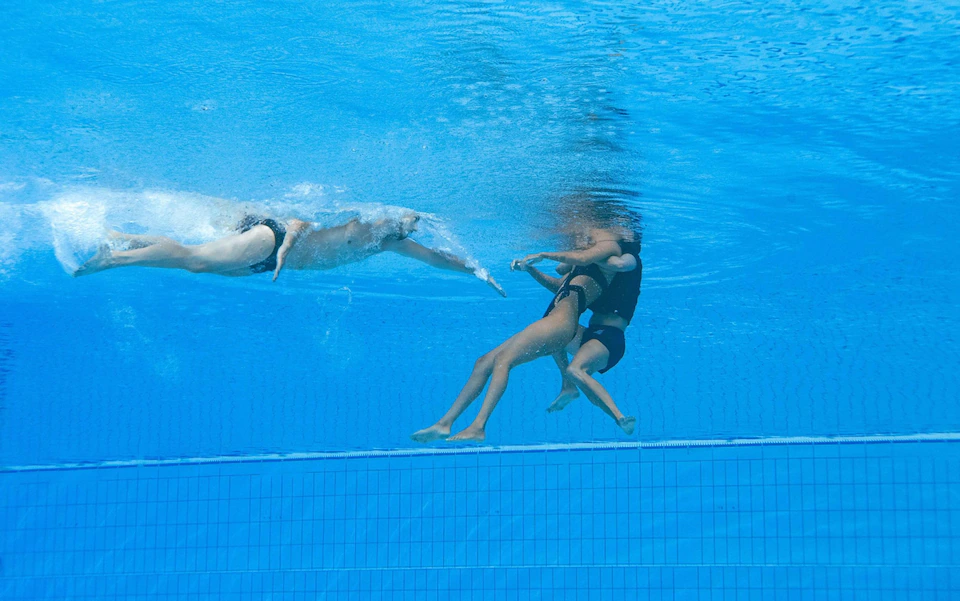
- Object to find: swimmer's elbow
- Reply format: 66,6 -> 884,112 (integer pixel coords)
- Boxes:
609,254 -> 637,272
565,241 -> 621,266
284,219 -> 310,238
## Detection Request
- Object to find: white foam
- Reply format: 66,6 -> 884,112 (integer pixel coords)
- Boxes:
39,195 -> 109,273
0,201 -> 24,277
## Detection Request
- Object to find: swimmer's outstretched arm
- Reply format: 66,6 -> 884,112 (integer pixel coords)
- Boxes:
511,260 -> 563,292
553,253 -> 637,276
272,219 -> 311,281
512,252 -> 637,295
382,237 -> 506,297
522,240 -> 621,267
516,251 -> 638,294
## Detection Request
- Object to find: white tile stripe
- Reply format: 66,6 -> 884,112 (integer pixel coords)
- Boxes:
2,564 -> 958,577
3,432 -> 959,473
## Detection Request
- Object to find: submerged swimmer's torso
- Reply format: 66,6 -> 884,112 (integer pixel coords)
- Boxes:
587,240 -> 642,330
282,218 -> 403,271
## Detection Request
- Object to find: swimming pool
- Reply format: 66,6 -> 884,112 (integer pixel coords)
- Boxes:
1,0 -> 958,598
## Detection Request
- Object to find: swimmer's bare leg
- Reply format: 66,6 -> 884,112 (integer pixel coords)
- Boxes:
411,340 -> 508,443
106,231 -> 175,250
72,231 -> 174,275
75,227 -> 273,276
75,236 -> 196,276
547,352 -> 580,413
547,326 -> 585,413
566,340 -> 636,435
448,315 -> 577,442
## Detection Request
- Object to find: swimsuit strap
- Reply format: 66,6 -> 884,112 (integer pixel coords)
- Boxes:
565,284 -> 587,315
542,262 -> 612,318
543,281 -> 588,318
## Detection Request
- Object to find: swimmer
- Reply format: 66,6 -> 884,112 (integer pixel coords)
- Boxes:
410,227 -> 633,443
74,212 -> 506,296
540,237 -> 642,435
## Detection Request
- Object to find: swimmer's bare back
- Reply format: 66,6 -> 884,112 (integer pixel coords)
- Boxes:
279,219 -> 395,272
273,215 -> 505,296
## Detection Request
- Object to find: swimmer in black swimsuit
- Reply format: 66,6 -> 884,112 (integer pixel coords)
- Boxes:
74,210 -> 505,296
236,215 -> 287,274
543,238 -> 642,434
411,227 -> 628,444
74,214 -> 291,277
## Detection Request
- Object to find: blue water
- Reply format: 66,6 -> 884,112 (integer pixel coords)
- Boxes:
1,0 -> 959,598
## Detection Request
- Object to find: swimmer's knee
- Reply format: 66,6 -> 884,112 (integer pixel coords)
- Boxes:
565,365 -> 591,384
474,352 -> 496,371
183,251 -> 213,273
492,355 -> 516,374
184,258 -> 208,273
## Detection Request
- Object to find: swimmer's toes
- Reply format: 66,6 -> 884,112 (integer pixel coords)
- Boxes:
74,244 -> 113,277
410,425 -> 450,443
617,416 -> 637,436
447,427 -> 485,443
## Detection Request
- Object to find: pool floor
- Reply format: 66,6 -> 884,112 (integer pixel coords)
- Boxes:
2,437 -> 957,599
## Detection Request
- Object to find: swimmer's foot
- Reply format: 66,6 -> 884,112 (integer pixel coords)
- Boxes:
410,424 -> 450,443
547,387 -> 580,413
73,244 -> 114,277
105,230 -> 137,249
617,416 -> 637,436
447,425 -> 485,443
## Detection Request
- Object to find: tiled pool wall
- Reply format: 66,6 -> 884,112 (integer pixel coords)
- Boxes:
2,439 -> 958,599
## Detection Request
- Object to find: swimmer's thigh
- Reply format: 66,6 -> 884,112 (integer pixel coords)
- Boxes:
564,325 -> 586,355
570,339 -> 611,375
193,226 -> 275,272
499,318 -> 575,365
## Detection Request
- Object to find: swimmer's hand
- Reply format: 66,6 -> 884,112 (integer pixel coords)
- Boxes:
486,275 -> 507,297
512,256 -> 565,294
272,239 -> 294,281
510,258 -> 530,272
521,253 -> 545,266
272,219 -> 309,282
512,254 -> 547,270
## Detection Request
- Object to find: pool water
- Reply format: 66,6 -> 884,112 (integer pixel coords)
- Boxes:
1,0 -> 958,598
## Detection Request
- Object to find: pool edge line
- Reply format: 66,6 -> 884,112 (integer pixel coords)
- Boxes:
3,432 -> 959,473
